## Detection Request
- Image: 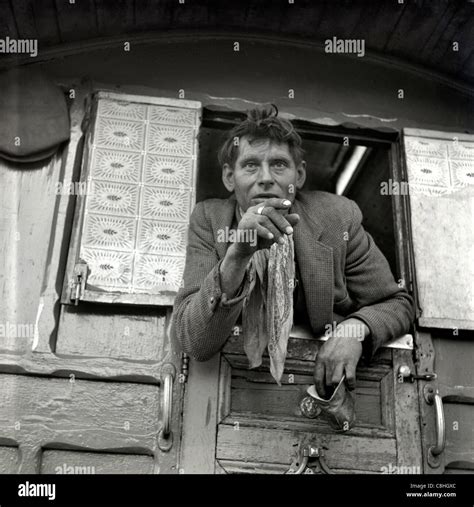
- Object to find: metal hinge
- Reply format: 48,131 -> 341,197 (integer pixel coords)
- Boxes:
69,260 -> 89,305
180,353 -> 190,383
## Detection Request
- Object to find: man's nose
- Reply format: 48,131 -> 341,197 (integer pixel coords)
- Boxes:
257,163 -> 274,184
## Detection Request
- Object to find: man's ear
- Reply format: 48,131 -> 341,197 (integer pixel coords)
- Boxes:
296,160 -> 306,189
222,163 -> 235,192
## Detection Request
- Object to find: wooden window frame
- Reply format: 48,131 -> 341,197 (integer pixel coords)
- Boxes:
61,101 -> 415,336
202,108 -> 414,306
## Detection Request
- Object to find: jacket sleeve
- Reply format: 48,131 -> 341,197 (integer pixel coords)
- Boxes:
344,200 -> 415,361
170,201 -> 251,361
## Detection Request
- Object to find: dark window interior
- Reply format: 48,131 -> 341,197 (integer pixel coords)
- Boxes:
197,109 -> 398,277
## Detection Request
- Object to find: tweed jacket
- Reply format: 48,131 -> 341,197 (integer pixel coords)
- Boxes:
170,190 -> 415,362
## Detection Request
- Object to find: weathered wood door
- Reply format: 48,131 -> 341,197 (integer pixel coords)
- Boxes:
181,326 -> 420,474
402,128 -> 474,474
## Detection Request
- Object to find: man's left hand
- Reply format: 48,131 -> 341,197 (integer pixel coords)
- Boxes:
313,318 -> 369,398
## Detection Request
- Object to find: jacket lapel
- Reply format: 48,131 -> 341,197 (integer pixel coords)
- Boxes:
291,198 -> 334,334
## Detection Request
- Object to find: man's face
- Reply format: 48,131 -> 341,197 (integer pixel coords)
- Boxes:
222,136 -> 306,212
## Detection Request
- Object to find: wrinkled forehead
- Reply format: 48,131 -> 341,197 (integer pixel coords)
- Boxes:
235,136 -> 294,161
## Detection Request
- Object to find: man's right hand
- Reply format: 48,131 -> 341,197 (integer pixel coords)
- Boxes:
232,198 -> 300,258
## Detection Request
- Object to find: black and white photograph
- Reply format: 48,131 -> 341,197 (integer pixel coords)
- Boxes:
0,0 -> 473,505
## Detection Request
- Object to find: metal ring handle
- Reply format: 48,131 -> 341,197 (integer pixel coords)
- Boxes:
317,453 -> 335,474
427,390 -> 446,458
285,446 -> 335,474
285,455 -> 309,474
161,364 -> 175,439
162,373 -> 173,437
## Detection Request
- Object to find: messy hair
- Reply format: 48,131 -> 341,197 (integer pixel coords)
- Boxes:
217,104 -> 305,168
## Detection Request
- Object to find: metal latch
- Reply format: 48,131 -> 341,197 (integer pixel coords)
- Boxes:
69,260 -> 88,305
286,445 -> 335,474
398,365 -> 437,383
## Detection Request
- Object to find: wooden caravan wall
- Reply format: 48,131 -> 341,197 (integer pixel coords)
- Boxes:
0,85 -> 183,474
0,36 -> 473,473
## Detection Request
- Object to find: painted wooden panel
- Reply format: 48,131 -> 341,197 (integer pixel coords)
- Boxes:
415,329 -> 442,474
216,425 -> 397,473
0,373 -> 162,473
41,449 -> 154,474
0,447 -> 19,473
179,313 -> 422,474
444,466 -> 474,474
433,333 -> 474,401
230,378 -> 384,428
34,82 -> 91,355
431,333 -> 474,473
217,459 -> 381,474
0,153 -> 63,354
208,326 -> 404,474
180,355 -> 221,474
56,304 -> 167,361
403,128 -> 474,330
392,349 -> 423,471
222,355 -> 394,434
443,403 -> 474,467
223,329 -> 398,360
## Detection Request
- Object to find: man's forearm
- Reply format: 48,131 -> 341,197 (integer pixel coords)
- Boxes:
171,260 -> 248,361
171,245 -> 254,362
219,243 -> 253,298
348,290 -> 415,359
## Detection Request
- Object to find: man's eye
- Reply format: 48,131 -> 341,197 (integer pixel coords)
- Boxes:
272,161 -> 288,169
245,162 -> 258,169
